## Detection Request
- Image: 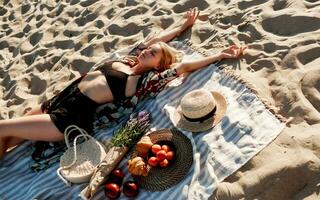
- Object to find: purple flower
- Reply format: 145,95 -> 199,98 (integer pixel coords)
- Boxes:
138,115 -> 149,124
138,110 -> 148,118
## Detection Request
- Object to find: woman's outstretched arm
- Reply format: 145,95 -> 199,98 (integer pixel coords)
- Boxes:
175,45 -> 247,76
144,8 -> 200,46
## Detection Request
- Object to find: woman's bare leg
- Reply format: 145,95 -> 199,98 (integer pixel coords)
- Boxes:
0,114 -> 64,158
4,105 -> 44,152
0,139 -> 5,159
25,105 -> 44,116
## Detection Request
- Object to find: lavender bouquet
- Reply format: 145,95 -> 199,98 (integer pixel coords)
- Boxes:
111,110 -> 151,147
81,110 -> 151,200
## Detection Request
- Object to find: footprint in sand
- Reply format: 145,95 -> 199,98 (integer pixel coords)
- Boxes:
80,0 -> 100,7
301,70 -> 320,113
1,76 -> 16,96
26,15 -> 35,23
69,59 -> 95,74
272,0 -> 295,11
153,8 -> 172,16
8,46 -> 19,58
8,12 -> 15,21
36,15 -> 43,21
0,7 -> 8,16
34,60 -> 55,73
102,39 -> 119,52
297,47 -> 320,65
238,0 -> 268,10
21,3 -> 32,15
262,15 -> 320,37
105,8 -> 115,19
23,49 -> 47,66
23,24 -> 31,33
108,23 -> 147,36
95,20 -> 104,28
80,44 -> 94,57
251,59 -> 276,72
160,17 -> 174,29
123,7 -> 148,19
30,32 -> 43,46
0,41 -> 9,50
36,20 -> 45,28
30,76 -> 47,95
237,23 -> 263,42
303,0 -> 320,8
12,31 -> 24,38
6,88 -> 25,107
63,29 -> 81,38
2,24 -> 9,30
173,0 -> 209,13
70,0 -> 80,5
54,40 -> 75,50
74,10 -> 98,26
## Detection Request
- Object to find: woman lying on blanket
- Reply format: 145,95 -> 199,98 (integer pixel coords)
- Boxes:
0,8 -> 245,159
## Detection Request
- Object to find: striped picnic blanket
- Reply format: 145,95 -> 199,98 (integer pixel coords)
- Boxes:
0,40 -> 285,200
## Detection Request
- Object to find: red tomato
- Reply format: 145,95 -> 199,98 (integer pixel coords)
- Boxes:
151,144 -> 162,154
166,151 -> 175,160
156,150 -> 167,161
159,159 -> 169,168
161,145 -> 170,152
148,157 -> 158,167
104,183 -> 121,199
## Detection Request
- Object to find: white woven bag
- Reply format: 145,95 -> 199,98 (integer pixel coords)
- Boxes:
57,125 -> 107,186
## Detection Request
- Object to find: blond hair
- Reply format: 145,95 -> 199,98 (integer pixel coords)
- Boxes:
158,41 -> 183,72
123,41 -> 183,71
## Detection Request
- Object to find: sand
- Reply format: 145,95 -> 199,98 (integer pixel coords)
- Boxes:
0,0 -> 319,199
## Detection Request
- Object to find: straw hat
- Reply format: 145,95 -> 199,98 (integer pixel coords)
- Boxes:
172,89 -> 227,132
132,129 -> 193,191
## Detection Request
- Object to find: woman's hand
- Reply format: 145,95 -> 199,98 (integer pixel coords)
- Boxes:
219,45 -> 247,60
180,8 -> 200,32
145,7 -> 200,45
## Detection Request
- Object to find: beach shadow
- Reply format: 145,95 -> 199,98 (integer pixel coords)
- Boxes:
221,117 -> 253,144
220,59 -> 242,70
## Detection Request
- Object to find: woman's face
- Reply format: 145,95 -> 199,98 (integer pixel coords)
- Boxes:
137,43 -> 163,71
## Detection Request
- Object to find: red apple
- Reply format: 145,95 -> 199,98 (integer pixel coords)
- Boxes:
109,169 -> 125,185
105,183 -> 121,199
156,150 -> 167,161
166,151 -> 175,160
151,144 -> 161,154
161,144 -> 170,153
159,159 -> 169,168
123,180 -> 139,197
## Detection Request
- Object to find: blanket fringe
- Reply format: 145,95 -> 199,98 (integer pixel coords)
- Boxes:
182,39 -> 287,123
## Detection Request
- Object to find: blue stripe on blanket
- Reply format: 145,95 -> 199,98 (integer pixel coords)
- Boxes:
0,41 -> 284,200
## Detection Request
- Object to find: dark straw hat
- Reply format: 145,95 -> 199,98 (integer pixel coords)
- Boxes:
131,128 -> 193,191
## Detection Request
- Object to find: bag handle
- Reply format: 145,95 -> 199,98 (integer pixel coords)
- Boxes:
57,133 -> 84,186
64,125 -> 90,149
57,125 -> 97,186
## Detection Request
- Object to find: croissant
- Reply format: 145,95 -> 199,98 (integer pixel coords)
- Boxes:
128,156 -> 150,176
136,135 -> 153,157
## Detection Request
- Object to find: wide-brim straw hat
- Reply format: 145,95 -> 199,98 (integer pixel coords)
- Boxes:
132,129 -> 193,191
172,89 -> 227,133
